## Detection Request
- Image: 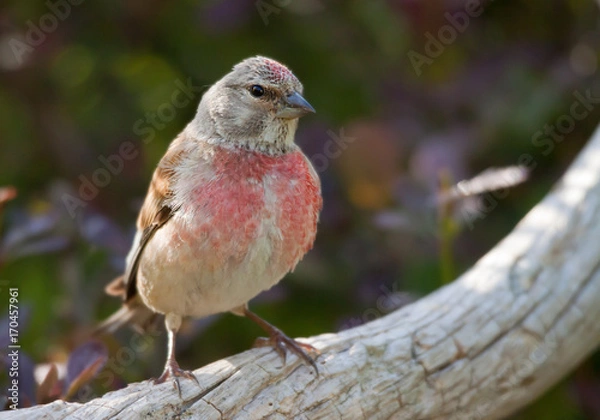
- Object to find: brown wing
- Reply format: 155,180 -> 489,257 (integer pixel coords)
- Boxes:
123,205 -> 174,300
108,134 -> 187,302
98,179 -> 175,334
104,205 -> 173,301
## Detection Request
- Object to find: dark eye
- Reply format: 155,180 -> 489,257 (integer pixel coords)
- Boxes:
249,85 -> 265,97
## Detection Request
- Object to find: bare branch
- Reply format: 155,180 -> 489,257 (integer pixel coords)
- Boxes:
8,124 -> 600,419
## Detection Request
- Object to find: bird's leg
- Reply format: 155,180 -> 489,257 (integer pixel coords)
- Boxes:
241,306 -> 319,374
154,313 -> 200,396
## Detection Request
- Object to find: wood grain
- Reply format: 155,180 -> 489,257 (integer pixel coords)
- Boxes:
5,124 -> 600,420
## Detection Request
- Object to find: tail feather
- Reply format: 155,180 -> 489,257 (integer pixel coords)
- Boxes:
95,298 -> 161,336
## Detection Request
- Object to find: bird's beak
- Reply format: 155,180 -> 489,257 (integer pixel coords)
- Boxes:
276,92 -> 316,119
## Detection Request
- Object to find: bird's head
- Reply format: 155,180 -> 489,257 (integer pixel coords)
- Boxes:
190,56 -> 315,154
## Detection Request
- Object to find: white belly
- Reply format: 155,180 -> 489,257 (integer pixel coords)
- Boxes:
135,212 -> 288,318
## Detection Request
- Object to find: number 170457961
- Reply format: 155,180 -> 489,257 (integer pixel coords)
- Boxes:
8,288 -> 19,345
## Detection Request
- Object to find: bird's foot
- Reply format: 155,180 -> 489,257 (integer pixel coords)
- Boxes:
154,359 -> 200,397
254,326 -> 320,375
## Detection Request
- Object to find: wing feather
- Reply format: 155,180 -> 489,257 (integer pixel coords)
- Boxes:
112,134 -> 188,302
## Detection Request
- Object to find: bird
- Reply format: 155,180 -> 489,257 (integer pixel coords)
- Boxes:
97,56 -> 322,394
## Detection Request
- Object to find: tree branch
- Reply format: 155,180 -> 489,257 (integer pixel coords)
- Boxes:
9,124 -> 600,419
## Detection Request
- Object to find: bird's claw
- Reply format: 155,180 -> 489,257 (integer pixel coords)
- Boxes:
154,360 -> 200,397
254,328 -> 320,375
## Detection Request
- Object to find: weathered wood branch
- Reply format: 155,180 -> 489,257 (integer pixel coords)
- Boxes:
7,123 -> 600,419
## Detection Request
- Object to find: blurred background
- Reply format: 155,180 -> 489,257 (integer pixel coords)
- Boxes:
1,0 -> 599,417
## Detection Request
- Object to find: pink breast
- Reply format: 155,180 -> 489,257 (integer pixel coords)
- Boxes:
188,147 -> 322,272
